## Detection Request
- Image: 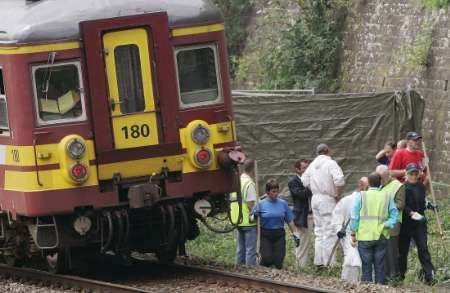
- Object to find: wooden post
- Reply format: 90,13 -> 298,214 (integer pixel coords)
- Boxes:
421,142 -> 444,237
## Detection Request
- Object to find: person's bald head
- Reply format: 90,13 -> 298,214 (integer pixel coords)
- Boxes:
357,177 -> 369,191
375,164 -> 390,184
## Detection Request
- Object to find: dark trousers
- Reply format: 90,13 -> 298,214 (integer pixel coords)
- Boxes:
358,237 -> 387,284
399,223 -> 434,281
384,235 -> 400,279
260,228 -> 285,269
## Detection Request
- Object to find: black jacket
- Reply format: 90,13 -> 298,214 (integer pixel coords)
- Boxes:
288,175 -> 312,228
402,181 -> 427,227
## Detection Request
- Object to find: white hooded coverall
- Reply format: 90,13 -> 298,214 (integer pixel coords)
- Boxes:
301,154 -> 345,266
332,192 -> 362,282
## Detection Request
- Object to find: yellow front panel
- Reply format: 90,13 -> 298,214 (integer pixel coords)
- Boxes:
103,28 -> 159,149
4,168 -> 98,192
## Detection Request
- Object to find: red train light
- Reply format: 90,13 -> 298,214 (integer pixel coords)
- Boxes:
70,163 -> 88,182
194,148 -> 212,168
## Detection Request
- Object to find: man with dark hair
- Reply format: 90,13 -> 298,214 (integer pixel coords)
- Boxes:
398,163 -> 435,285
389,132 -> 427,183
302,143 -> 345,267
375,141 -> 396,165
288,159 -> 312,268
230,159 -> 257,266
350,173 -> 398,284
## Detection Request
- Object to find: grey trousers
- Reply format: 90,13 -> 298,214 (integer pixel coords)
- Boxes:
384,235 -> 400,279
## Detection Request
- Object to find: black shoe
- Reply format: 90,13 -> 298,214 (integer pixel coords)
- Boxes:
424,278 -> 437,286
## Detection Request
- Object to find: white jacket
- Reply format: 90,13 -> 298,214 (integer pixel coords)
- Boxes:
301,155 -> 345,197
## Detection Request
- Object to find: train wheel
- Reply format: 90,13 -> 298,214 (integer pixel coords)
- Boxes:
45,248 -> 70,274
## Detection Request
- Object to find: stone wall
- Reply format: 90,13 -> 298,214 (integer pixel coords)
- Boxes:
340,0 -> 450,197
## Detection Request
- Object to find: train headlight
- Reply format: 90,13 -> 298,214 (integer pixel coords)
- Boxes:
67,138 -> 86,159
70,162 -> 88,183
194,148 -> 212,168
191,124 -> 210,145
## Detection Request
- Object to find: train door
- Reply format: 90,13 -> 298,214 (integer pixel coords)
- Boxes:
103,28 -> 159,149
81,13 -> 179,180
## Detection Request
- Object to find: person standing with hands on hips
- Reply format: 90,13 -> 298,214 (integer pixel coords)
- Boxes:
252,179 -> 299,269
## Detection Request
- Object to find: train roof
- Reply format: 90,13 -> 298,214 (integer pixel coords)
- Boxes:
0,0 -> 223,45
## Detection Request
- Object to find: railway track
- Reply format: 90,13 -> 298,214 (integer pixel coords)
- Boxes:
0,264 -> 148,293
170,263 -> 338,293
0,260 -> 337,293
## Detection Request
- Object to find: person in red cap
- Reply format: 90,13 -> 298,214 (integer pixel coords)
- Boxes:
389,132 -> 427,183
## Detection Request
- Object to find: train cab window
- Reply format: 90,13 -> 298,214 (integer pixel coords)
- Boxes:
175,44 -> 222,108
0,68 -> 10,134
114,44 -> 145,113
32,61 -> 86,125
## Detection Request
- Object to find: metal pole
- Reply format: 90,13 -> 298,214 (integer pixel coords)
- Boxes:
421,142 -> 444,237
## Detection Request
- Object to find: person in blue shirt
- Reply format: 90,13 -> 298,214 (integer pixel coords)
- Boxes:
252,179 -> 299,269
350,173 -> 398,284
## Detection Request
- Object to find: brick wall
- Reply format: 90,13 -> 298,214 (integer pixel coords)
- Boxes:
340,0 -> 450,197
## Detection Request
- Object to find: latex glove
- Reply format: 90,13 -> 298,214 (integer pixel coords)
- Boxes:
336,230 -> 346,239
425,201 -> 438,211
292,234 -> 300,248
411,211 -> 427,223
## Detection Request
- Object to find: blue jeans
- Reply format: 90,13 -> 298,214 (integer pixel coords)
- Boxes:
358,237 -> 387,284
236,226 -> 257,265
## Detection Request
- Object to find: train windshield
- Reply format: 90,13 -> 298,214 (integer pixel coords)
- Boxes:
175,44 -> 222,108
32,61 -> 86,125
0,68 -> 9,133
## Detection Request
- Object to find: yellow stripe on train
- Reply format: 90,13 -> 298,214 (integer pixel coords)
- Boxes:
4,140 -> 96,167
4,168 -> 99,192
0,24 -> 225,55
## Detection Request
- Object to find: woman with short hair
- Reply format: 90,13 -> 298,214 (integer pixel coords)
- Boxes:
253,179 -> 299,269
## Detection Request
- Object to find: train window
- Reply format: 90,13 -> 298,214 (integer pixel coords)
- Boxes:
0,68 -> 10,133
114,44 -> 145,113
32,61 -> 86,125
175,44 -> 222,108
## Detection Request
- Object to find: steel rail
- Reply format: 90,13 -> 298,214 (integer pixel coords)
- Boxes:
170,263 -> 339,293
0,264 -> 150,293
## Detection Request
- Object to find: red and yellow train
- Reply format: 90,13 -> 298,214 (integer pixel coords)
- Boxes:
0,0 -> 243,272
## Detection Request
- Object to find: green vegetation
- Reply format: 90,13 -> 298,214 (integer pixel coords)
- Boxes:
421,0 -> 450,9
187,198 -> 450,287
235,0 -> 349,92
212,0 -> 254,75
406,20 -> 433,69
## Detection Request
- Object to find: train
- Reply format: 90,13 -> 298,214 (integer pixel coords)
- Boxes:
0,0 -> 244,273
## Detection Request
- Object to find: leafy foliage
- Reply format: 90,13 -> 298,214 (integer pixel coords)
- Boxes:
212,0 -> 254,75
236,0 -> 349,92
421,0 -> 450,9
406,20 -> 433,68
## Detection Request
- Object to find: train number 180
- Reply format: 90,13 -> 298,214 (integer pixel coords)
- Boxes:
121,124 -> 150,139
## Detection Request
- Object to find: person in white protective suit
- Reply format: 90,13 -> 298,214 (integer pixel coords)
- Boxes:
331,177 -> 368,282
301,143 -> 345,267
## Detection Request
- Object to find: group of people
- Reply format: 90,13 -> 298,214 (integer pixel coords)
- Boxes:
231,131 -> 437,285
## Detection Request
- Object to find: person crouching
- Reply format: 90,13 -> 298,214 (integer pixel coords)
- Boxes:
350,173 -> 399,284
253,179 -> 299,269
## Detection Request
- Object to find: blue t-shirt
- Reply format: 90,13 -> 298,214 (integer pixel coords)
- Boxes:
252,198 -> 294,230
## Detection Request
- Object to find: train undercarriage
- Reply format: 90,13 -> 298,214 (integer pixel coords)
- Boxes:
0,184 -> 232,273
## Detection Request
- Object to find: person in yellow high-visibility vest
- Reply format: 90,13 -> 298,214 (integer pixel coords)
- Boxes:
230,159 -> 257,265
350,173 -> 399,284
376,164 -> 405,281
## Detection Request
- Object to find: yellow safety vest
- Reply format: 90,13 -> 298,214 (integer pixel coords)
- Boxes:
230,174 -> 256,227
382,179 -> 403,223
356,189 -> 391,241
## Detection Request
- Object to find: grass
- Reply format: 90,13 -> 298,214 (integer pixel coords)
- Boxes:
186,198 -> 450,288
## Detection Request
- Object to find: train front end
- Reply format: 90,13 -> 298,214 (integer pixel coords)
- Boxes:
0,0 -> 242,272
